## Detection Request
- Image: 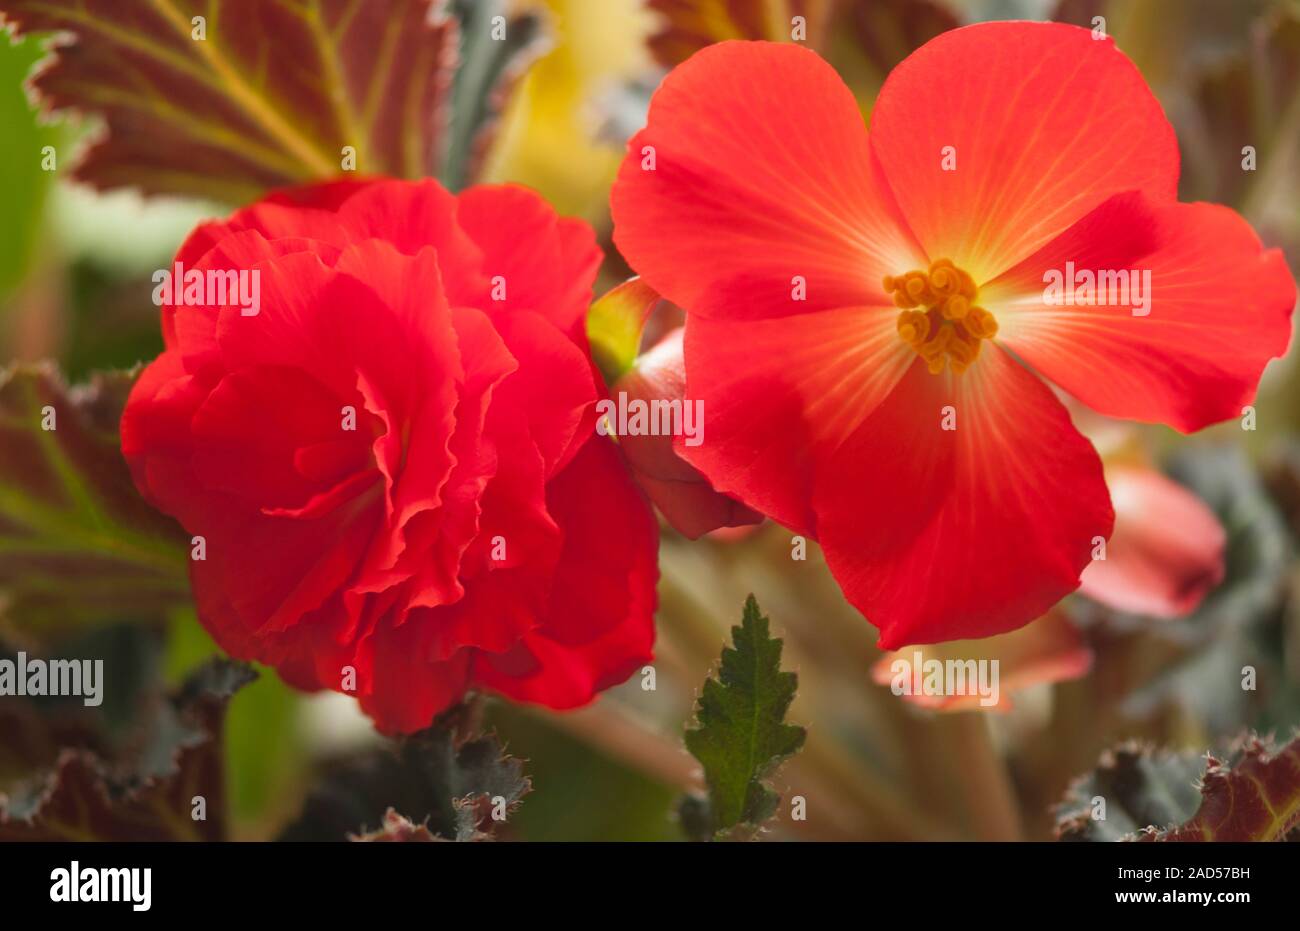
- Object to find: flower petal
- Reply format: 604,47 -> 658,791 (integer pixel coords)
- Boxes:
989,192 -> 1296,432
815,346 -> 1114,647
611,40 -> 923,322
871,608 -> 1092,712
472,435 -> 657,705
455,184 -> 604,335
869,21 -> 1179,282
1079,464 -> 1226,617
681,305 -> 913,534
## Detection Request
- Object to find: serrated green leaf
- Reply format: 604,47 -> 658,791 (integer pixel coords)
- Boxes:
0,364 -> 190,642
683,594 -> 806,836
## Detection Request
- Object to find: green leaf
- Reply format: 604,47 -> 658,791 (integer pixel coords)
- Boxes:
0,658 -> 256,841
0,364 -> 190,643
164,611 -> 306,828
1138,734 -> 1300,842
0,33 -> 57,300
0,0 -> 519,202
682,594 -> 806,838
1058,734 -> 1300,842
586,277 -> 661,386
282,714 -> 531,841
1055,742 -> 1205,841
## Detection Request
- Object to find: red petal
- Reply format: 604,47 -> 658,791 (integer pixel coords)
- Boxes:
359,636 -> 473,736
1079,465 -> 1226,617
870,22 -> 1179,281
455,184 -> 604,335
611,41 -> 923,322
815,347 -> 1114,647
472,435 -> 657,705
490,310 -> 600,478
681,305 -> 913,534
988,193 -> 1295,432
333,178 -> 484,286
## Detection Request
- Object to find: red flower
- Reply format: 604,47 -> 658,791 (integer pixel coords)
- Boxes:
612,25 -> 1295,648
122,179 -> 658,733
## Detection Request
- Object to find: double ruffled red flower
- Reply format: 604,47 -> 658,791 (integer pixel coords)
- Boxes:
122,179 -> 658,733
612,23 -> 1295,648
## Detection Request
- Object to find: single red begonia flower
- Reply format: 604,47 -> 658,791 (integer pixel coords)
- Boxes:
611,24 -> 1294,648
122,178 -> 658,733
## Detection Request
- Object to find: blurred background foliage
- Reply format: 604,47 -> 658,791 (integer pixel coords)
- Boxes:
1,0 -> 1298,841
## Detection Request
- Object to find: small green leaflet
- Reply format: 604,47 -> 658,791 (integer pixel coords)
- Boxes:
682,595 -> 806,839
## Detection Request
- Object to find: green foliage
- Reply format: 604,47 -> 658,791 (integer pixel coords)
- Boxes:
1058,734 -> 1300,842
0,364 -> 190,641
489,703 -> 681,841
682,595 -> 806,839
0,658 -> 256,840
0,34 -> 57,300
1055,742 -> 1205,841
282,710 -> 531,841
0,0 -> 548,202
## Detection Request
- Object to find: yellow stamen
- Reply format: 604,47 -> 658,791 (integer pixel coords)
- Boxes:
883,259 -> 997,375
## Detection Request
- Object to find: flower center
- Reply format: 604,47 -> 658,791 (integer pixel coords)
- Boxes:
884,259 -> 997,375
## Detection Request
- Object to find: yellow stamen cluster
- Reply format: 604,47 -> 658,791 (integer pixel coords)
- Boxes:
884,259 -> 998,375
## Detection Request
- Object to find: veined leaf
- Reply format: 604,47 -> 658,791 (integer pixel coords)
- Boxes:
0,363 -> 189,641
1057,735 -> 1300,842
645,0 -> 959,82
1055,742 -> 1205,842
0,659 -> 255,841
1138,735 -> 1300,842
0,0 -> 462,202
647,0 -> 835,65
682,594 -> 806,839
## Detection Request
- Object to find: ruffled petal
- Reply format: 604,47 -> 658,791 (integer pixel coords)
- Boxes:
471,435 -> 657,705
455,184 -> 604,334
